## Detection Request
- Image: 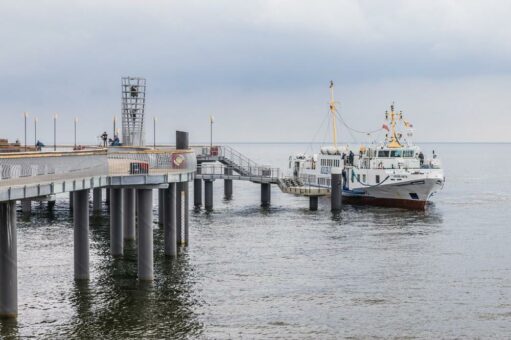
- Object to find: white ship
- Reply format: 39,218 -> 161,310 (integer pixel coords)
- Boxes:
288,82 -> 445,209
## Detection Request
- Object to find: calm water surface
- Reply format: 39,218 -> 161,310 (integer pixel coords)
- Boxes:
1,143 -> 510,339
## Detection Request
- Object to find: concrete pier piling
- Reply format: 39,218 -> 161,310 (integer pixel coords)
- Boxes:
224,168 -> 233,199
73,189 -> 90,280
92,187 -> 102,212
261,183 -> 271,207
69,192 -> 74,210
194,178 -> 202,208
331,168 -> 342,211
158,188 -> 165,226
110,188 -> 124,257
309,196 -> 319,211
137,189 -> 153,280
21,199 -> 31,214
164,183 -> 177,256
0,201 -> 17,318
176,131 -> 190,246
123,188 -> 136,241
204,180 -> 213,210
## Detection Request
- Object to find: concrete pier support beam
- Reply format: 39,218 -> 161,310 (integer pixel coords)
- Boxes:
224,168 -> 233,199
21,200 -> 31,214
137,189 -> 153,280
194,178 -> 202,208
123,188 -> 136,241
110,188 -> 123,257
176,130 -> 190,246
204,180 -> 213,211
69,192 -> 74,210
73,189 -> 90,280
47,199 -> 56,210
261,183 -> 271,207
164,183 -> 177,256
309,196 -> 319,211
331,168 -> 342,212
184,184 -> 189,245
158,188 -> 165,226
0,201 -> 17,318
92,188 -> 102,212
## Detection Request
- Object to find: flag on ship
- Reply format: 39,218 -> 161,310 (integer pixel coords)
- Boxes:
382,123 -> 389,131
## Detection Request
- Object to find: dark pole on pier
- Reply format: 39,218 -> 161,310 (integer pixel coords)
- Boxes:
176,131 -> 190,246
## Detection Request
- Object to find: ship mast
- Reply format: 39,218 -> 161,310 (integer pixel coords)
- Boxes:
329,80 -> 337,148
386,103 -> 402,148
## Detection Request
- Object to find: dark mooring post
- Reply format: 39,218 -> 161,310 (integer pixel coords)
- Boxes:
0,201 -> 17,318
164,183 -> 177,256
176,130 -> 189,246
194,178 -> 202,208
92,187 -> 102,212
309,196 -> 319,211
123,188 -> 136,241
110,188 -> 123,257
105,187 -> 110,205
74,189 -> 90,280
137,188 -> 153,280
224,167 -> 233,199
331,167 -> 342,211
204,180 -> 213,210
261,183 -> 271,207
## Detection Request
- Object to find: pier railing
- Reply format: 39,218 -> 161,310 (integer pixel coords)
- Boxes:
197,164 -> 280,182
0,150 -> 108,187
193,145 -> 258,169
108,149 -> 197,176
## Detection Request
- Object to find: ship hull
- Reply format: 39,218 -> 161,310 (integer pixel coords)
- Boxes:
341,195 -> 427,209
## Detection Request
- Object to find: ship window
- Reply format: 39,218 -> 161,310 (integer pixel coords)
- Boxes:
376,175 -> 380,183
403,150 -> 414,157
390,150 -> 402,157
409,193 -> 419,200
378,150 -> 389,157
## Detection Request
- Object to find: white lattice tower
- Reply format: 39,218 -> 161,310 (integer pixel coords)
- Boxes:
121,77 -> 146,146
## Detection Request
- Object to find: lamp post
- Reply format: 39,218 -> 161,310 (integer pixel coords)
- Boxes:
113,116 -> 116,139
209,115 -> 214,149
53,113 -> 58,151
23,112 -> 29,151
153,116 -> 157,149
74,117 -> 78,149
34,117 -> 38,148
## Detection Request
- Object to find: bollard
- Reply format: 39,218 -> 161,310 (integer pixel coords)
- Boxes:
137,188 -> 153,280
261,183 -> 271,207
123,188 -> 136,241
74,189 -> 90,280
110,188 -> 123,256
331,167 -> 342,211
0,201 -> 17,318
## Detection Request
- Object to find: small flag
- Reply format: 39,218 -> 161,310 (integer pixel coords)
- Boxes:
382,123 -> 389,131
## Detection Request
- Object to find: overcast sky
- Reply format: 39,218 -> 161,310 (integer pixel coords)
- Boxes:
1,0 -> 510,145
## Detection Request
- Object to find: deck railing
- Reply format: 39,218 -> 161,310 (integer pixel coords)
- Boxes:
197,164 -> 280,180
0,150 -> 108,188
108,149 -> 197,176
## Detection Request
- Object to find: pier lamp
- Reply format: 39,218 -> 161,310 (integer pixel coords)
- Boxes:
113,115 -> 117,139
153,116 -> 157,149
209,115 -> 214,149
23,112 -> 29,151
53,113 -> 58,151
74,117 -> 78,149
34,117 -> 38,147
